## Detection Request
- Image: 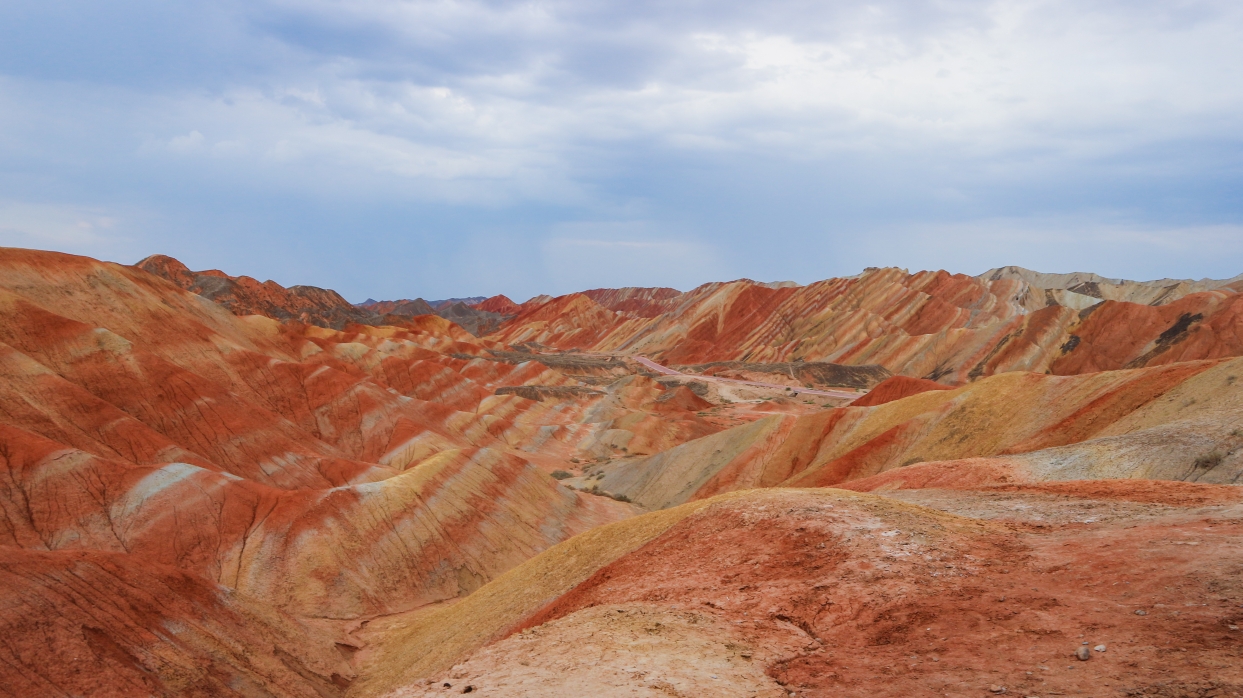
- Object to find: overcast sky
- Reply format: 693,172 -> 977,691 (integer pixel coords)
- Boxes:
1,0 -> 1241,301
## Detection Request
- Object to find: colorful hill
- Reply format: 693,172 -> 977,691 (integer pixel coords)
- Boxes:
358,297 -> 437,317
0,247 -> 732,695
487,267 -> 1243,384
851,375 -> 955,406
577,356 -> 1242,510
358,295 -> 513,336
136,253 -> 385,329
1,246 -> 1240,697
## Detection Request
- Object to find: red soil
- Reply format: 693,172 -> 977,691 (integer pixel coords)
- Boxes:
1050,292 -> 1243,374
837,457 -> 1033,491
510,487 -> 1243,698
851,375 -> 956,407
0,548 -> 350,697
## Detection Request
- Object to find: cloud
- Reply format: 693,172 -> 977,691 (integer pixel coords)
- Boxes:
860,217 -> 1243,281
241,0 -> 1243,154
540,222 -> 729,292
0,201 -> 139,258
167,130 -> 206,153
0,0 -> 1240,299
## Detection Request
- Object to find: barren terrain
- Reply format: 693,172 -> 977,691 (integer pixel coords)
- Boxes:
0,247 -> 1240,697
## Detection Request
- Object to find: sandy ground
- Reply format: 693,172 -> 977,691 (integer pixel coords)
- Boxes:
386,604 -> 793,697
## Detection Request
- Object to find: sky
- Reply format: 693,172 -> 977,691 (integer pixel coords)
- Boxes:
1,0 -> 1241,302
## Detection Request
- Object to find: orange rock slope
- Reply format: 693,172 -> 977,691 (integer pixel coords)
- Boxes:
488,267 -> 1243,384
836,375 -> 953,406
0,248 -> 728,695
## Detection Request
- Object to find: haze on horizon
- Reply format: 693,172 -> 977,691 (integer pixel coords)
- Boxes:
1,0 -> 1241,302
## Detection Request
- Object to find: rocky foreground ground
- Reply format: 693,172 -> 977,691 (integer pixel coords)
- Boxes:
372,484 -> 1243,698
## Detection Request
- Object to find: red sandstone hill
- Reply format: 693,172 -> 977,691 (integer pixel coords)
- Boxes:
359,295 -> 514,336
0,247 -> 731,695
851,375 -> 955,406
137,254 -> 385,329
435,300 -> 511,336
476,294 -> 522,315
140,254 -> 515,336
359,297 -> 437,316
582,286 -> 683,317
3,247 -> 1243,697
487,267 -> 1243,384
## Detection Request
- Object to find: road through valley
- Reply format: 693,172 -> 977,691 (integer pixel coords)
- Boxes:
631,356 -> 861,401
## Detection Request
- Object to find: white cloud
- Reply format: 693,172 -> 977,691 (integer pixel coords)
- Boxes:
21,0 -> 1243,204
862,217 -> 1243,281
540,221 -> 729,292
0,0 -> 1241,298
120,85 -> 578,204
0,201 -> 121,245
167,130 -> 205,153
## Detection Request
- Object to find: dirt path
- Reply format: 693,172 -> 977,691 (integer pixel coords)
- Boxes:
632,356 -> 862,401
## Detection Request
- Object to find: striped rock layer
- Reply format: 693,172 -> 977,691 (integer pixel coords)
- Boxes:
0,248 -> 729,695
488,267 -> 1243,384
587,355 -> 1243,510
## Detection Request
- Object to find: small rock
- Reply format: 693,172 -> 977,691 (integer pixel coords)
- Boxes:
1094,645 -> 1106,652
1075,647 -> 1091,661
461,688 -> 474,695
1134,609 -> 1148,616
990,686 -> 1007,694
1229,625 -> 1239,631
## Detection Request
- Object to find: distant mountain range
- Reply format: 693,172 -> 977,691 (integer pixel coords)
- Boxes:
138,254 -> 1243,385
